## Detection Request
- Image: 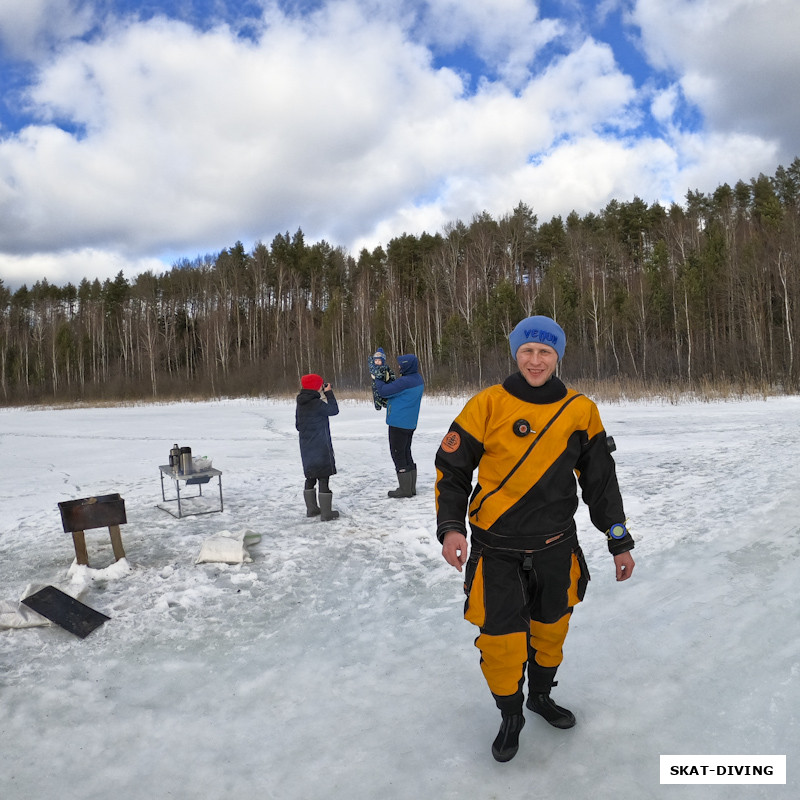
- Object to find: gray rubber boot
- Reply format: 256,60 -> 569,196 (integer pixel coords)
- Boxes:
319,491 -> 339,521
388,470 -> 414,498
303,488 -> 320,517
409,467 -> 417,496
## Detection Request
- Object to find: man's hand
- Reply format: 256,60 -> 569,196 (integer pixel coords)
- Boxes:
442,531 -> 468,572
614,551 -> 635,581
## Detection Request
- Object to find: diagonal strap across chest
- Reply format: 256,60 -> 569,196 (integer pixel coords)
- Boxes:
469,393 -> 583,521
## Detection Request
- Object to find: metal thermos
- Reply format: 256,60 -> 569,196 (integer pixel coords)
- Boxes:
170,443 -> 181,471
179,446 -> 193,475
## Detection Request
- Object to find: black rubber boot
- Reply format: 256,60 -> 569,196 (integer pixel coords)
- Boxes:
491,713 -> 526,762
388,469 -> 414,498
409,467 -> 417,496
303,488 -> 320,517
318,491 -> 339,521
526,692 -> 576,729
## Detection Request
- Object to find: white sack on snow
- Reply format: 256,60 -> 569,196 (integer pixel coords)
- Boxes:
195,529 -> 261,565
0,599 -> 51,629
0,582 -> 86,630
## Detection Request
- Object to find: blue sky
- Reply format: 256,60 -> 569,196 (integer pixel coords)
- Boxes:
0,0 -> 798,289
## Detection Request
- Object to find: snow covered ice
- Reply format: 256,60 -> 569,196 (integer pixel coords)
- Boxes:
1,395 -> 797,799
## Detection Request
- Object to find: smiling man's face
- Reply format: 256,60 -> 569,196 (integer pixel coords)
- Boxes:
516,342 -> 559,387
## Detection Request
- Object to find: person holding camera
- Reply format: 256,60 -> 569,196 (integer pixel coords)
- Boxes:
296,373 -> 340,521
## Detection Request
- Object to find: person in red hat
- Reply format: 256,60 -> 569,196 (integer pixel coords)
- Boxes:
296,374 -> 340,520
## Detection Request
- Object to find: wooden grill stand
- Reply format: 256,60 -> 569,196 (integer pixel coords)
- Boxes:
58,494 -> 127,567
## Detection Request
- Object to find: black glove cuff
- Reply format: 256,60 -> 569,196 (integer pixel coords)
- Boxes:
437,521 -> 467,544
608,534 -> 635,556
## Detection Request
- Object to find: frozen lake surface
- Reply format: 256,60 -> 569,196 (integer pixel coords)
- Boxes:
1,394 -> 797,799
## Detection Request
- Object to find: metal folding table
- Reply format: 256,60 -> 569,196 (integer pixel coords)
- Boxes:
158,465 -> 223,518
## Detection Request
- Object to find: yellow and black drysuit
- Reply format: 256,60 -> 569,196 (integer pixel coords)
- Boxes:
434,372 -> 634,714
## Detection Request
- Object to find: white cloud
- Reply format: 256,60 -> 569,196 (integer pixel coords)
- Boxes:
594,0 -> 624,26
666,128 -> 780,197
354,124 -> 781,254
0,0 -> 95,60
355,134 -> 677,252
1,6 -> 637,260
631,0 -> 800,157
413,0 -> 564,87
0,247 -> 165,289
2,8 -> 459,251
650,84 -> 679,126
0,0 -> 795,290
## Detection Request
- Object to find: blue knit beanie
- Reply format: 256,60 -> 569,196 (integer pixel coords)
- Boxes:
508,316 -> 566,360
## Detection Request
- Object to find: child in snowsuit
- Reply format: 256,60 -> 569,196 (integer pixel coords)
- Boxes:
369,348 -> 396,410
296,373 -> 340,521
374,354 -> 424,498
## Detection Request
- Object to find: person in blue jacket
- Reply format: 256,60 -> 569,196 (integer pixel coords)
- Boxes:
296,373 -> 340,521
374,353 -> 424,498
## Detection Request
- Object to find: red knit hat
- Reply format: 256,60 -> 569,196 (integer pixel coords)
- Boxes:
301,373 -> 324,391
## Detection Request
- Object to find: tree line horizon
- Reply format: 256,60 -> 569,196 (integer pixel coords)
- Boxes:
2,158 -> 800,405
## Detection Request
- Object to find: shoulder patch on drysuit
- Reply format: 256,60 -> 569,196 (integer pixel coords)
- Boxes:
440,431 -> 461,453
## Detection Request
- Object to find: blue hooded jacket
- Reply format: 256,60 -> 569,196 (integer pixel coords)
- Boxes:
375,354 -> 424,429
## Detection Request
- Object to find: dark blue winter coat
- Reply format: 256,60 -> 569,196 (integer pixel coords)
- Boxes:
296,388 -> 339,478
375,354 -> 424,429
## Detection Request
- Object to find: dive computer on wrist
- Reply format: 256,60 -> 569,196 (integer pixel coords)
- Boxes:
607,522 -> 628,540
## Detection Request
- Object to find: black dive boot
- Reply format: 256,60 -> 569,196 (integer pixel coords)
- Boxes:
388,469 -> 414,498
526,692 -> 576,729
492,712 -> 526,762
526,663 -> 576,729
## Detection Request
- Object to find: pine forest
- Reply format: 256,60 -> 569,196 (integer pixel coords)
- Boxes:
2,159 -> 800,405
